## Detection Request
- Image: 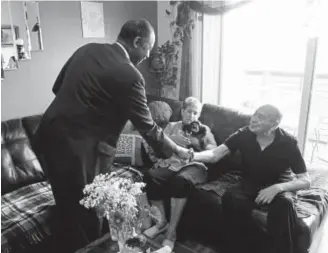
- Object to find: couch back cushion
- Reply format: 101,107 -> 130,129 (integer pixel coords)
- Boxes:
1,118 -> 45,195
199,104 -> 250,144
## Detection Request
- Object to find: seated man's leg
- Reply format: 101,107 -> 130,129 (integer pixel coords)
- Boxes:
221,180 -> 258,252
267,192 -> 305,253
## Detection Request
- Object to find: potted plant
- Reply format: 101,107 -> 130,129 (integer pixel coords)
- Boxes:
150,1 -> 249,97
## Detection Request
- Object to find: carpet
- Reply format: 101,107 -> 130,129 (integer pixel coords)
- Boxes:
152,234 -> 223,253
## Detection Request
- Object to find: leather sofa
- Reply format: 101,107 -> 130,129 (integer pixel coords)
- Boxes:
145,95 -> 328,253
1,95 -> 327,253
1,115 -> 55,253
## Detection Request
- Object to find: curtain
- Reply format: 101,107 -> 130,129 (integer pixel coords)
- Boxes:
201,14 -> 222,104
179,12 -> 203,101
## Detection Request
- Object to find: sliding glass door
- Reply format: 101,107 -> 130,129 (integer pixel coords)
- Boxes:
303,36 -> 328,168
203,0 -> 327,168
220,1 -> 308,137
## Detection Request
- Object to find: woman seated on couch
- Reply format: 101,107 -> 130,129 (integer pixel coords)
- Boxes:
143,97 -> 217,250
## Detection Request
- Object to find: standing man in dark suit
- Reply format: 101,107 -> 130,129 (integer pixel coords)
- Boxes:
35,19 -> 189,253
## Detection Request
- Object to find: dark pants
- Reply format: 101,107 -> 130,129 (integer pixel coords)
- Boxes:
222,180 -> 302,253
38,123 -> 104,253
145,165 -> 208,200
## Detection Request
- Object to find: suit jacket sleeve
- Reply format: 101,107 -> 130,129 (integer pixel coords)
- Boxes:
52,48 -> 80,95
52,59 -> 71,95
126,79 -> 176,159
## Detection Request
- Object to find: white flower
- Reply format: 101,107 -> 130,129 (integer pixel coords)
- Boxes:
80,172 -> 147,229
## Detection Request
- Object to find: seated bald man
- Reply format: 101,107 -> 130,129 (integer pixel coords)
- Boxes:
194,105 -> 310,253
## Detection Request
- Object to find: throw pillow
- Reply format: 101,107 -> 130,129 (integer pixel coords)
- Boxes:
148,101 -> 173,129
114,134 -> 143,167
141,101 -> 173,167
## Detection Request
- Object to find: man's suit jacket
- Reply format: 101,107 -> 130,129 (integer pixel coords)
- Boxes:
35,43 -> 175,187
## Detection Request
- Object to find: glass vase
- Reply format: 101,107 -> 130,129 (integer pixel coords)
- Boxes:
109,222 -> 134,253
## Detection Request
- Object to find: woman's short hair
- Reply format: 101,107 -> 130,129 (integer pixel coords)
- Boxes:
182,97 -> 202,110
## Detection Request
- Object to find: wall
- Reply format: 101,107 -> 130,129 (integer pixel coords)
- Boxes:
1,1 -> 158,121
157,1 -> 172,45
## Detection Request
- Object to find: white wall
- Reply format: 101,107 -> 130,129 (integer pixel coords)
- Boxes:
1,1 -> 158,121
157,1 -> 172,45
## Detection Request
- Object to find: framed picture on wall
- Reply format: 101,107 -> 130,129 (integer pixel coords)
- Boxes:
80,1 -> 105,38
1,25 -> 19,46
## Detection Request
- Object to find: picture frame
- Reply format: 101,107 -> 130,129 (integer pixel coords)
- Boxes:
80,1 -> 105,38
1,25 -> 19,46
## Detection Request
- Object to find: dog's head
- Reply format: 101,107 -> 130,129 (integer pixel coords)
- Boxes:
182,121 -> 206,136
182,121 -> 207,151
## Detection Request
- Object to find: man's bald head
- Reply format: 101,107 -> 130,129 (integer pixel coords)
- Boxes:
118,19 -> 155,45
249,104 -> 283,135
256,104 -> 283,124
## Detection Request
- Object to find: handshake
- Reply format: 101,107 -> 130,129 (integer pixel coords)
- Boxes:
174,145 -> 194,162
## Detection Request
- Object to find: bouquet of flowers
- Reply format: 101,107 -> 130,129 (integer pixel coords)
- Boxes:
80,172 -> 149,252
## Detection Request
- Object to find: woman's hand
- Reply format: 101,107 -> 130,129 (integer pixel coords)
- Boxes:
170,130 -> 191,147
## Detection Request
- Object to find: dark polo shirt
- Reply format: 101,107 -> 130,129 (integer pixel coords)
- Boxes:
224,127 -> 307,189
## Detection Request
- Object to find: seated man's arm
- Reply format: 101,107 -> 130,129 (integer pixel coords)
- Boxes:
276,141 -> 310,192
194,144 -> 230,163
256,140 -> 310,205
194,127 -> 244,163
277,172 -> 310,192
256,172 -> 311,205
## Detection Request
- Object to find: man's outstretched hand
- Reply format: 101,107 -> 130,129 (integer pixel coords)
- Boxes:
175,146 -> 190,160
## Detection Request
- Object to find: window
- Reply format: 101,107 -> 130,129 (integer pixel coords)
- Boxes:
202,0 -> 328,167
220,1 -> 308,136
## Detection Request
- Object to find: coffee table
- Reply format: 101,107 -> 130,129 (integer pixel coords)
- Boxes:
75,233 -> 166,253
75,233 -> 198,253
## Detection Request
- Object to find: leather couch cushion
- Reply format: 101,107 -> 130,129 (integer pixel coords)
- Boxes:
1,118 -> 45,195
22,114 -> 43,145
199,104 -> 250,144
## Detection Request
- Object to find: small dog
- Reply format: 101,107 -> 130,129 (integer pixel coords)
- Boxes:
182,121 -> 207,151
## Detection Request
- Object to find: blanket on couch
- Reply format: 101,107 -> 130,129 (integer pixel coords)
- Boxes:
1,182 -> 55,253
200,169 -> 328,221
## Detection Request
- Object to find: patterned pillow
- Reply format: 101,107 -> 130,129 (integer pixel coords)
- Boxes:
114,134 -> 143,167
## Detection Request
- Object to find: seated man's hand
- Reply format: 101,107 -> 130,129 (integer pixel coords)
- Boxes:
255,184 -> 283,205
175,146 -> 190,160
170,131 -> 191,147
